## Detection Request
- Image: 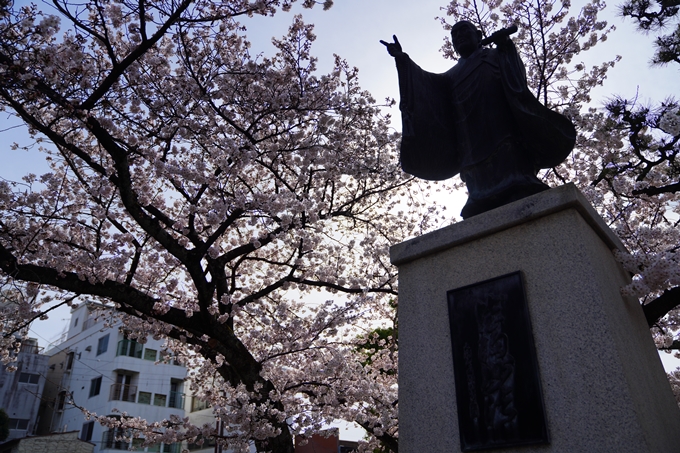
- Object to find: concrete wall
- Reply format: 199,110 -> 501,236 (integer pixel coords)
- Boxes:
185,400 -> 256,453
36,350 -> 68,435
392,184 -> 680,453
11,431 -> 94,453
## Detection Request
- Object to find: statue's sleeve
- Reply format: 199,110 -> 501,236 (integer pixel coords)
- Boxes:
395,54 -> 460,181
496,41 -> 576,169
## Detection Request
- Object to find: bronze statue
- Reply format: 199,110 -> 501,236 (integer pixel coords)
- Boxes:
381,21 -> 575,218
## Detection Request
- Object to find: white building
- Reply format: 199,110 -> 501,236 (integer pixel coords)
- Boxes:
0,338 -> 49,441
184,400 -> 216,453
41,302 -> 188,453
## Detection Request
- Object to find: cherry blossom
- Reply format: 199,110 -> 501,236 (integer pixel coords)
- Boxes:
0,1 -> 449,451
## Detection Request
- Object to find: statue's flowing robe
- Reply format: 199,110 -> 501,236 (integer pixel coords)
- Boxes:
394,42 -> 576,181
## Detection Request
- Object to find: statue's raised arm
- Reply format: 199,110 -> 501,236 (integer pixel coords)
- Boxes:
480,24 -> 518,46
380,35 -> 404,58
383,21 -> 576,219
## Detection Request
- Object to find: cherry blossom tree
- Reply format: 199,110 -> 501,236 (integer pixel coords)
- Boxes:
593,0 -> 680,344
533,0 -> 680,390
585,58 -> 680,393
439,0 -> 618,110
0,0 -> 440,451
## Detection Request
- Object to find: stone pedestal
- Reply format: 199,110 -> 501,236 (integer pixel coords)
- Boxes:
390,183 -> 680,453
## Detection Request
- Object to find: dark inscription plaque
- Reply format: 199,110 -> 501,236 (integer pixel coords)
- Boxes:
447,272 -> 548,451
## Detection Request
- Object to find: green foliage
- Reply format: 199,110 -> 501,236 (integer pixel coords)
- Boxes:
356,326 -> 397,375
621,0 -> 680,65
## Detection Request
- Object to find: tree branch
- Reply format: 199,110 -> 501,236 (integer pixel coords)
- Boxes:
78,0 -> 194,111
643,286 -> 680,327
659,340 -> 680,351
0,242 -> 200,333
632,181 -> 680,196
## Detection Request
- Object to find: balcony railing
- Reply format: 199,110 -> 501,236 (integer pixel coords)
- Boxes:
82,317 -> 99,331
19,341 -> 42,354
101,430 -> 128,450
109,383 -> 137,402
168,391 -> 185,409
116,339 -> 142,358
46,331 -> 68,351
164,443 -> 182,453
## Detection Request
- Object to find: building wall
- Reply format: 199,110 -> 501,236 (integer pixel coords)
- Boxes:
185,396 -> 256,453
0,339 -> 49,440
41,303 -> 187,453
185,402 -> 216,452
36,350 -> 68,435
294,433 -> 338,453
293,431 -> 358,453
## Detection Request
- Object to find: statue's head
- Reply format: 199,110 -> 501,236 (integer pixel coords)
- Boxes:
451,21 -> 483,58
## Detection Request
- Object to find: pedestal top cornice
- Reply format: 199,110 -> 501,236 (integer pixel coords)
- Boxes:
390,183 -> 626,266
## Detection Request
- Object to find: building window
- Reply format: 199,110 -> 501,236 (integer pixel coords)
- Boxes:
191,397 -> 210,412
137,391 -> 152,405
74,317 -> 79,327
110,373 -> 136,402
89,376 -> 102,397
81,421 -> 95,441
97,334 -> 110,356
102,429 -> 128,450
101,415 -> 128,450
168,380 -> 184,409
8,419 -> 29,430
153,394 -> 167,407
83,313 -> 98,331
66,351 -> 75,370
18,372 -> 40,384
162,443 -> 181,453
143,348 -> 157,361
56,391 -> 67,411
116,339 -> 142,358
19,340 -> 39,354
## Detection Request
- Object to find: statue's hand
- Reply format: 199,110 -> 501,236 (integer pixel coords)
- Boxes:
380,35 -> 403,57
